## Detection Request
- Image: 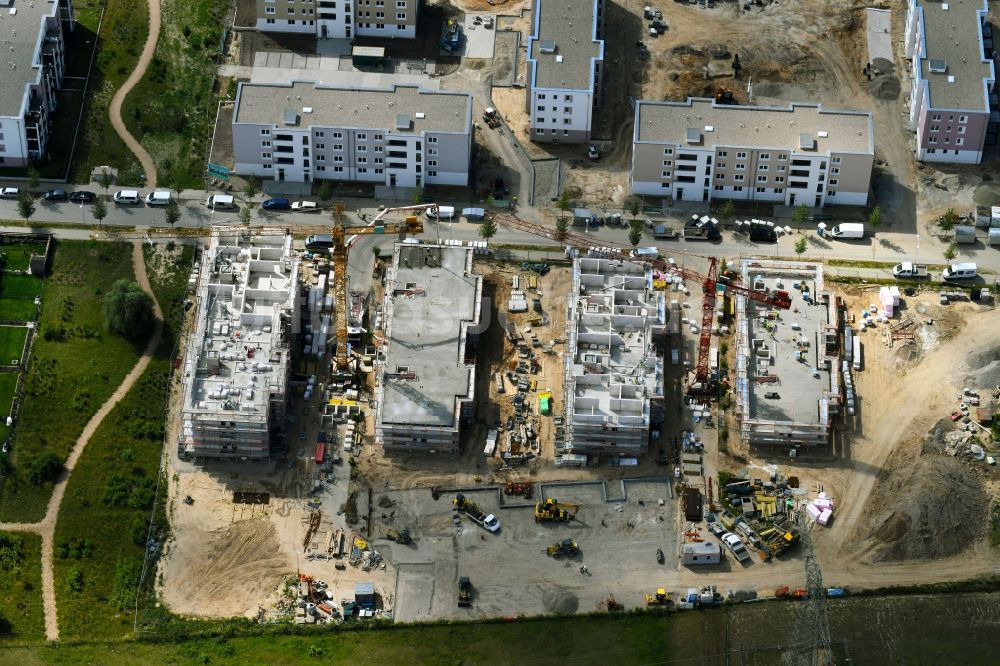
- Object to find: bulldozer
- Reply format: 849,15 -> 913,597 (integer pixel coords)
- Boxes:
386,528 -> 412,544
546,538 -> 580,558
645,588 -> 670,606
534,498 -> 580,523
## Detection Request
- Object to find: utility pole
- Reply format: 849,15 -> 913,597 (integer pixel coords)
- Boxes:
789,509 -> 833,665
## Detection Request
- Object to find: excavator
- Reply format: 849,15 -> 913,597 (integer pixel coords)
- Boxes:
645,588 -> 670,606
386,528 -> 412,544
546,538 -> 580,558
534,498 -> 580,523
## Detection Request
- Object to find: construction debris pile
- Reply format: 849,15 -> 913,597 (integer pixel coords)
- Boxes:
292,574 -> 342,624
350,534 -> 385,571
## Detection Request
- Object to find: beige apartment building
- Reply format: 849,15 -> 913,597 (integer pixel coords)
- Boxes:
631,98 -> 874,208
256,0 -> 419,39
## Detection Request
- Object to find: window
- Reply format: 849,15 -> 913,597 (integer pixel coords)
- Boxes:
831,167 -> 839,175
734,186 -> 744,192
375,146 -> 384,153
359,168 -> 368,173
717,162 -> 725,169
949,115 -> 954,121
428,171 -> 437,177
317,155 -> 325,162
775,176 -> 785,183
718,151 -> 727,157
397,0 -> 406,5
715,172 -> 724,180
663,148 -> 673,155
357,145 -> 367,152
756,187 -> 766,193
927,148 -> 936,154
774,188 -> 783,194
737,152 -> 747,158
376,11 -> 384,17
428,137 -> 438,143
261,152 -> 272,159
375,168 -> 384,174
757,175 -> 767,182
828,179 -> 838,186
535,117 -> 544,124
375,157 -> 383,164
734,174 -> 745,182
931,114 -> 941,121
262,141 -> 271,147
959,115 -> 968,123
537,105 -> 545,111
428,160 -> 437,166
958,126 -> 967,134
563,118 -> 572,125
564,106 -> 572,113
944,136 -> 951,144
265,6 -> 275,12
333,144 -> 343,151
333,132 -> 342,139
396,12 -> 406,19
735,163 -> 746,171
334,156 -> 344,163
358,133 -> 367,140
832,156 -> 841,164
538,94 -> 546,100
956,137 -> 965,146
358,157 -> 367,163
759,153 -> 769,160
662,171 -> 671,178
662,160 -> 672,166
374,134 -> 383,141
930,125 -> 940,132
315,143 -> 324,149
778,154 -> 788,160
334,166 -> 344,172
260,129 -> 271,136
317,166 -> 325,172
266,18 -> 275,23
776,165 -> 786,172
758,165 -> 768,172
263,163 -> 272,168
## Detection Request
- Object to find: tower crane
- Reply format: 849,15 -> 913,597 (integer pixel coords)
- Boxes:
487,212 -> 792,393
328,203 -> 432,371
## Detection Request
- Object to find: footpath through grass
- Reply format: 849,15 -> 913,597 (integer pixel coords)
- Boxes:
0,241 -> 141,523
52,244 -> 192,641
0,532 -> 45,644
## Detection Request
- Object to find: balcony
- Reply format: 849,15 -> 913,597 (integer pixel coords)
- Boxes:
788,181 -> 808,190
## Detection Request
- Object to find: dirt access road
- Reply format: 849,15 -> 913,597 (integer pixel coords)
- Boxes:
0,241 -> 163,641
109,0 -> 161,187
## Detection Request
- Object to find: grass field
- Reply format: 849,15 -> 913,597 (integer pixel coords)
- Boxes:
0,300 -> 38,323
0,532 -> 45,644
0,244 -> 47,273
0,327 -> 28,366
0,241 -> 141,523
52,243 -> 193,641
0,276 -> 43,301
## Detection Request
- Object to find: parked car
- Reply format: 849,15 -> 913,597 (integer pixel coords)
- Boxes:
291,201 -> 319,212
69,191 -> 96,203
588,145 -> 600,161
43,189 -> 68,202
0,187 -> 20,200
261,197 -> 291,211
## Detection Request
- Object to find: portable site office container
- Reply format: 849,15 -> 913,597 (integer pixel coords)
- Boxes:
682,542 -> 723,566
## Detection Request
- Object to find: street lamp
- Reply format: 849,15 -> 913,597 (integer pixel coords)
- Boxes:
79,203 -> 86,226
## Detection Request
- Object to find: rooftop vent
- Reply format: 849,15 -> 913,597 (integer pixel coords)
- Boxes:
396,114 -> 412,131
948,75 -> 956,83
415,111 -> 426,119
817,130 -> 829,138
540,39 -> 557,54
282,109 -> 299,126
302,107 -> 313,114
556,55 -> 564,63
686,127 -> 702,145
704,125 -> 714,132
929,59 -> 947,73
942,2 -> 949,9
799,133 -> 816,150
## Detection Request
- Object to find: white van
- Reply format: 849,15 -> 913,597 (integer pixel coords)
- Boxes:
427,205 -> 455,220
145,190 -> 172,206
828,222 -> 865,239
942,262 -> 977,280
113,190 -> 141,205
205,194 -> 236,209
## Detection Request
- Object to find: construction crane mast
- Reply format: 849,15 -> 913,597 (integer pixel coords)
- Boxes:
329,203 -> 431,371
488,212 -> 791,392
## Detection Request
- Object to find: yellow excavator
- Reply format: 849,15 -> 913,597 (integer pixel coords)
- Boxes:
546,538 -> 580,558
645,588 -> 670,606
534,498 -> 580,523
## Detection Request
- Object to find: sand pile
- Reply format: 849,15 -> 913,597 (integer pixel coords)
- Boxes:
964,342 -> 1000,387
868,57 -> 900,100
861,430 -> 986,562
540,587 -> 579,614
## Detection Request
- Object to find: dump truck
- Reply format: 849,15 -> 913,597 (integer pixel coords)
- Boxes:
454,494 -> 501,533
534,498 -> 580,522
458,577 -> 472,607
546,538 -> 580,558
892,262 -> 929,279
386,528 -> 412,544
645,588 -> 670,605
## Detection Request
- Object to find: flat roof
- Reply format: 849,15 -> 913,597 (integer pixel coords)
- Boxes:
0,0 -> 61,118
527,0 -> 603,91
635,98 -> 874,155
915,0 -> 993,111
234,81 -> 471,134
380,245 -> 479,427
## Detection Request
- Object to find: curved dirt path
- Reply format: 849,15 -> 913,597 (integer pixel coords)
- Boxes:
108,0 -> 161,188
0,241 -> 162,640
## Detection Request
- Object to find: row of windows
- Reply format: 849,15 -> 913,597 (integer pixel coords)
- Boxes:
357,10 -> 407,18
930,113 -> 968,123
535,117 -> 575,125
928,136 -> 965,146
537,94 -> 575,102
265,6 -> 314,13
536,106 -> 574,114
929,124 -> 967,134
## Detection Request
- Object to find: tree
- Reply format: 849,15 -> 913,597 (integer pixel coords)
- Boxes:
628,198 -> 641,222
164,197 -> 180,226
98,169 -> 113,196
479,216 -> 498,241
26,167 -> 40,191
719,200 -> 736,225
868,204 -> 882,228
317,179 -> 333,203
91,197 -> 107,228
16,191 -> 35,224
628,219 -> 643,247
943,243 -> 957,263
556,189 -> 571,213
413,191 -> 422,205
239,204 -> 252,227
27,452 -> 63,486
793,204 -> 809,227
372,246 -> 382,261
794,236 -> 808,257
242,175 -> 259,202
939,208 -> 958,231
555,216 -> 569,243
102,279 -> 155,343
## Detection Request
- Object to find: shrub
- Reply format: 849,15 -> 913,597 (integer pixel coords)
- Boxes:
27,452 -> 63,486
102,280 -> 154,342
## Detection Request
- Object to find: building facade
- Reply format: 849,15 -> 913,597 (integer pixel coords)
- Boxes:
564,257 -> 665,459
375,244 -> 482,454
525,0 -> 604,143
179,228 -> 300,461
255,0 -> 418,39
232,81 -> 472,186
904,0 -> 996,164
0,0 -> 75,168
631,98 -> 874,208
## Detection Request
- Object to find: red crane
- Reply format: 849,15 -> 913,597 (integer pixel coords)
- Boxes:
489,212 -> 791,392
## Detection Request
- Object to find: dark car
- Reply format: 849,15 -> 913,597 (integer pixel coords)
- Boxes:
261,197 -> 291,211
43,189 -> 68,202
69,191 -> 96,204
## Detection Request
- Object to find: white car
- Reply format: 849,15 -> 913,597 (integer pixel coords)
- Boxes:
0,187 -> 20,200
587,145 -> 600,160
483,514 -> 501,533
291,201 -> 319,212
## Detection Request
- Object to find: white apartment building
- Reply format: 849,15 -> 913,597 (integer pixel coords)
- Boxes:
256,0 -> 418,39
232,81 -> 472,187
0,0 -> 75,167
631,98 -> 874,208
179,228 -> 300,461
525,0 -> 604,143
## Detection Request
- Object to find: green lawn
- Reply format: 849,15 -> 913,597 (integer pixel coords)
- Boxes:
0,300 -> 39,323
0,241 -> 141,523
0,532 -> 45,644
0,276 -> 43,301
52,243 -> 192,641
0,327 -> 28,366
120,0 -> 224,188
0,243 -> 47,272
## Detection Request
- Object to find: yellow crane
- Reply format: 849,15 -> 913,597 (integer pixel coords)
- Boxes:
328,204 -> 430,371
